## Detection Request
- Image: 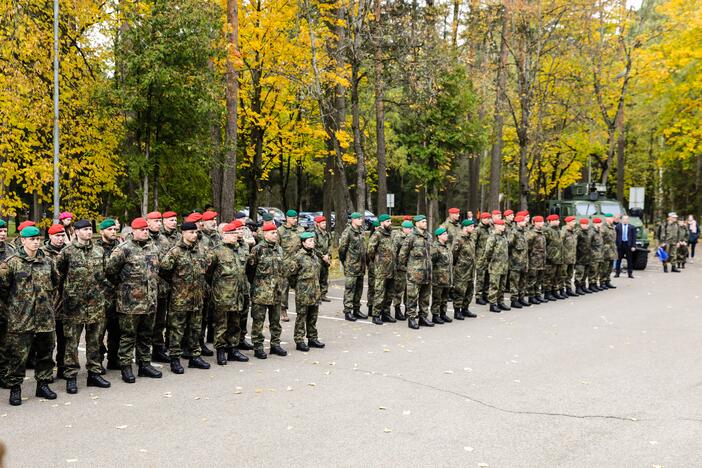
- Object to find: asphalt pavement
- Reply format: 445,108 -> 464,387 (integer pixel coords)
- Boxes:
2,257 -> 702,467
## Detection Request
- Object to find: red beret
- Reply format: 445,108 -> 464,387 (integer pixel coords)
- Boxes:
185,213 -> 203,223
131,218 -> 148,230
262,222 -> 277,232
579,218 -> 589,225
547,214 -> 560,221
480,213 -> 491,220
146,211 -> 162,220
48,224 -> 65,235
532,216 -> 544,222
222,222 -> 237,233
403,215 -> 413,221
162,211 -> 177,219
448,208 -> 460,214
494,219 -> 505,225
202,211 -> 218,221
565,216 -> 576,222
503,210 -> 514,216
231,219 -> 244,229
514,215 -> 525,222
314,215 -> 326,223
592,217 -> 602,224
491,210 -> 501,216
17,221 -> 36,232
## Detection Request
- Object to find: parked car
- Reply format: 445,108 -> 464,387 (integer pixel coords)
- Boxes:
240,207 -> 285,227
346,210 -> 377,231
298,212 -> 316,229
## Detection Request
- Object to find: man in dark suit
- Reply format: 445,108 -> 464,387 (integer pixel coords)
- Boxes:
615,215 -> 637,278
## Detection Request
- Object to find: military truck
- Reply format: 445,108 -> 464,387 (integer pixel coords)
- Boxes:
548,183 -> 649,270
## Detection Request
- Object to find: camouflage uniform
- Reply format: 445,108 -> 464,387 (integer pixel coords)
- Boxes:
452,231 -> 476,310
677,223 -> 689,268
55,241 -> 107,378
0,248 -> 58,387
560,226 -> 577,292
367,225 -> 396,318
152,228 -> 179,351
440,217 -> 462,246
430,240 -> 453,317
209,241 -> 249,350
507,225 -> 529,299
574,227 -> 592,289
526,227 -> 546,297
289,246 -> 321,343
278,223 -> 304,311
159,239 -> 212,359
0,240 -> 13,381
474,221 -> 492,301
392,229 -> 408,311
106,238 -> 160,366
248,239 -> 285,350
237,238 -> 252,345
588,227 -> 604,286
398,229 -> 432,319
543,224 -> 564,295
600,223 -> 617,283
96,237 -> 120,366
481,231 -> 509,304
314,225 -> 332,298
338,224 -> 366,315
659,221 -> 682,270
40,242 -> 64,375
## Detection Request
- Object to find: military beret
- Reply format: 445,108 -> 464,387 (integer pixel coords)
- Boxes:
231,219 -> 244,230
300,231 -> 315,240
185,213 -> 203,223
532,216 -> 544,222
162,211 -> 177,219
514,215 -> 525,223
401,221 -> 414,228
462,219 -> 475,227
314,215 -> 326,223
504,210 -> 514,216
491,210 -> 501,216
146,211 -> 162,220
604,213 -> 613,218
202,211 -> 218,221
494,219 -> 505,225
222,222 -> 237,233
480,213 -> 491,220
20,226 -> 41,238
413,215 -> 426,222
99,219 -> 116,230
0,219 -> 5,228
403,215 -> 413,221
17,221 -> 36,232
48,224 -> 65,235
131,218 -> 148,230
565,216 -> 576,222
547,214 -> 560,221
372,220 -> 380,228
448,207 -> 460,214
73,220 -> 92,230
579,218 -> 589,225
262,213 -> 273,221
378,214 -> 391,222
350,212 -> 362,220
517,210 -> 528,217
592,217 -> 602,224
262,222 -> 277,232
181,222 -> 198,231
286,209 -> 298,218
58,211 -> 73,221
434,227 -> 447,236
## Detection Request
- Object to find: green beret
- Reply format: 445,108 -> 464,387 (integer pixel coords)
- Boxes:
434,227 -> 447,236
0,219 -> 6,228
99,218 -> 116,230
286,209 -> 298,217
401,221 -> 413,229
378,214 -> 391,222
604,213 -> 613,218
414,215 -> 426,222
262,213 -> 273,222
462,219 -> 475,227
370,220 -> 378,228
20,226 -> 40,238
300,231 -> 315,240
350,212 -> 362,219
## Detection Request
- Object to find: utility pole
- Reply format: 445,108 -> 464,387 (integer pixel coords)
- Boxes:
53,0 -> 60,221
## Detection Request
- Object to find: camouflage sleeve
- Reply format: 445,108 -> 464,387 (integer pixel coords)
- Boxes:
398,234 -> 413,266
248,245 -> 260,266
367,232 -> 379,263
338,229 -> 349,264
451,238 -> 461,264
105,247 -> 126,278
55,247 -> 69,277
481,235 -> 495,265
159,247 -> 177,275
0,260 -> 11,303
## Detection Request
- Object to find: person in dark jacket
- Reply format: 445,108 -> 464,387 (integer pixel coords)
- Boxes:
615,215 -> 637,278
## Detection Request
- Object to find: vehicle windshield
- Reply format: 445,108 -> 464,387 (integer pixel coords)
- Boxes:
574,202 -> 597,216
599,201 -> 624,216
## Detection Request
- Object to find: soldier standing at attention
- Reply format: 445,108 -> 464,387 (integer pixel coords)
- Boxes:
398,215 -> 434,330
391,220 -> 413,321
235,222 -> 256,352
313,215 -> 333,302
289,231 -> 325,351
56,220 -> 111,393
481,219 -> 510,313
152,210 -> 179,361
430,227 -> 453,324
40,225 -> 66,380
144,212 -> 170,363
0,226 -> 58,406
526,216 -> 547,304
560,216 -> 578,296
659,212 -> 681,273
544,214 -> 566,301
601,214 -> 618,289
278,210 -> 303,323
367,214 -> 397,325
589,218 -> 605,291
440,208 -> 462,246
96,219 -> 122,371
106,218 -> 163,383
452,219 -> 478,319
474,213 -> 492,305
248,222 -> 287,359
507,215 -> 530,309
199,211 -> 221,356
366,220 -> 380,318
574,218 -> 593,294
338,212 -> 366,322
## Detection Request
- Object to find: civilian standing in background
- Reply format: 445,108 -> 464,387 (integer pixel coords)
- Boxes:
615,215 -> 637,278
687,215 -> 698,260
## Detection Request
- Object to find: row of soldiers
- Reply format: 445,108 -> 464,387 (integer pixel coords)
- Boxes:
0,209 -> 331,406
339,209 -> 622,329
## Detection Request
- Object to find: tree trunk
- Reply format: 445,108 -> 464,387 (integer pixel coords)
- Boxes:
221,0 -> 239,221
616,109 -> 625,201
141,132 -> 150,216
488,4 -> 509,210
352,62 -> 365,214
153,156 -> 159,211
451,0 -> 461,47
373,0 -> 387,215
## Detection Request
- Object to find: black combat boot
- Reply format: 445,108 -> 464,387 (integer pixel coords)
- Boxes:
199,339 -> 214,357
439,313 -> 453,323
382,312 -> 397,323
454,308 -> 465,320
553,290 -> 566,300
188,356 -> 211,369
529,296 -> 539,305
308,339 -> 325,348
238,339 -> 254,350
545,292 -> 556,301
36,382 -> 57,400
463,308 -> 477,317
170,357 -> 184,374
475,297 -> 488,305
87,372 -> 111,388
216,348 -> 228,365
227,348 -> 249,362
269,345 -> 288,356
296,342 -> 310,352
511,299 -> 523,309
566,287 -> 577,297
606,281 -> 617,289
254,349 -> 268,359
344,312 -> 358,322
9,385 -> 22,406
407,318 -> 419,329
372,316 -> 383,325
575,286 -> 585,295
519,297 -> 531,307
121,366 -> 136,383
66,377 -> 78,394
152,345 -> 170,363
671,267 -> 681,272
418,316 -> 435,327
394,305 -> 406,321
489,304 -> 502,313
138,364 -> 162,378
498,302 -> 511,311
353,309 -> 368,320
431,314 -> 444,325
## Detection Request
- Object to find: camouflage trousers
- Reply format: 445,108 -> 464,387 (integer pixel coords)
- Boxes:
392,270 -> 407,308
294,302 -> 319,342
488,273 -> 507,304
320,262 -> 330,298
677,245 -> 688,265
664,245 -> 677,266
343,275 -> 364,314
168,306 -> 201,359
599,260 -> 614,283
4,331 -> 55,387
526,268 -> 545,296
431,286 -> 450,316
99,302 -> 120,365
372,276 -> 394,317
281,278 -> 291,310
152,294 -> 170,349
453,270 -> 475,309
251,303 -> 282,350
509,269 -> 528,297
367,268 -> 375,312
474,266 -> 489,298
64,321 -> 103,378
239,295 -> 250,344
587,262 -> 601,285
545,263 -> 564,292
119,313 -> 155,365
405,281 -> 431,319
213,305 -> 243,350
574,264 -> 589,287
561,264 -> 575,290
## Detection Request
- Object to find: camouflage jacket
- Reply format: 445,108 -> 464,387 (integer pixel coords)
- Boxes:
0,247 -> 58,333
526,228 -> 546,271
575,228 -> 592,265
507,225 -> 529,272
481,231 -> 509,275
278,224 -> 304,259
96,238 -> 120,303
289,247 -> 321,306
601,224 -> 618,261
474,222 -> 492,258
106,239 -> 160,315
237,240 -> 251,297
56,240 -> 107,323
201,228 -> 222,250
453,232 -> 476,281
161,227 -> 181,248
209,241 -> 249,311
367,225 -> 395,279
431,241 -> 453,287
40,241 -> 64,317
440,218 -> 462,246
561,227 -> 577,265
248,239 -> 285,305
398,228 -> 432,285
160,239 -> 213,310
148,229 -> 173,298
392,230 -> 408,272
338,225 -> 366,277
313,225 -> 332,262
544,224 -> 564,265
589,228 -> 604,262
660,222 -> 682,245
0,241 -> 14,263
